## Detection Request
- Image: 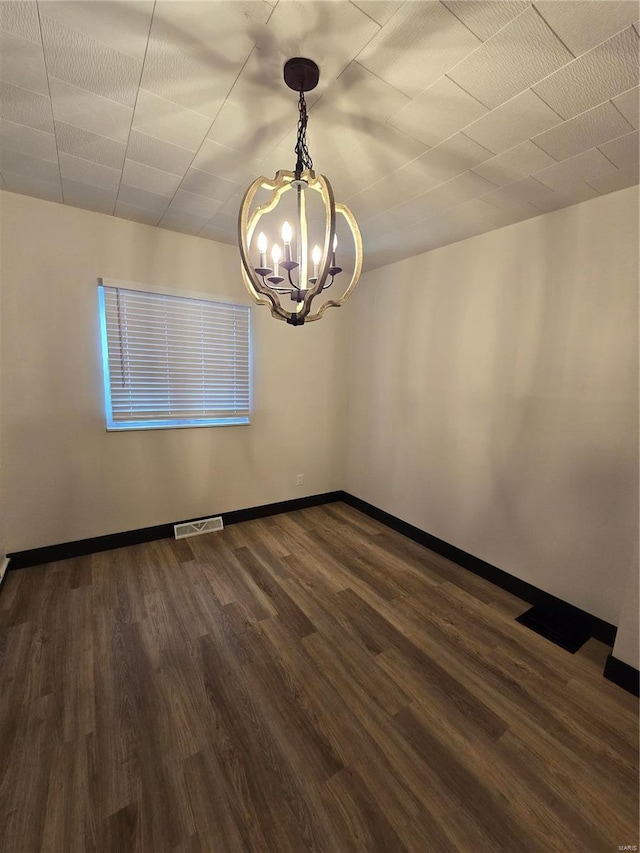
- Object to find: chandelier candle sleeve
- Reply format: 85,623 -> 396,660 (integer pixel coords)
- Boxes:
282,221 -> 293,262
258,232 -> 268,269
237,57 -> 363,326
271,244 -> 281,277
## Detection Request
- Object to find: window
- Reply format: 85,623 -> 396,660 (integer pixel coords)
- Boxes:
98,283 -> 250,430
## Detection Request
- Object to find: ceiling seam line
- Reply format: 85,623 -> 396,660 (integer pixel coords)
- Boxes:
167,46 -> 260,237
34,0 -> 64,204
429,4 -> 547,89
346,0 -> 383,28
609,98 -> 637,131
528,138 -> 558,161
523,23 -> 639,109
113,0 -> 157,216
438,0 -> 490,43
530,2 -> 577,59
443,73 -> 492,110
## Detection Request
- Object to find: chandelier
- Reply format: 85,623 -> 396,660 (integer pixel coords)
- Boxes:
238,58 -> 363,326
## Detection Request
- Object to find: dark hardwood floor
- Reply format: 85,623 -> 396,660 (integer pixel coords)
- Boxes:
1,502 -> 638,852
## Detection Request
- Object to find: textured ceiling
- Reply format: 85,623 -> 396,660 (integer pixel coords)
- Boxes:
0,0 -> 638,270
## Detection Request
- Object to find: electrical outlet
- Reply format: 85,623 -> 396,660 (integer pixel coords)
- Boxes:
296,474 -> 304,486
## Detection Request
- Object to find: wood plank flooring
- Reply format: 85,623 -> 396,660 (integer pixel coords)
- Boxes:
1,502 -> 638,852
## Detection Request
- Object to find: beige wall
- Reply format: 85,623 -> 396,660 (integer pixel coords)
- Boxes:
344,188 -> 639,626
0,191 -> 348,551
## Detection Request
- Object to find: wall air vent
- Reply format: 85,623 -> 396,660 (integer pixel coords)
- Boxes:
174,516 -> 224,540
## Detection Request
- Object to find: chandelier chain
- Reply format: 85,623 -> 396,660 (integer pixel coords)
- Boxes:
295,90 -> 313,175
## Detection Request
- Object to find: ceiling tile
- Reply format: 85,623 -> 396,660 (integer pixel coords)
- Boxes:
315,157 -> 363,201
223,48 -> 316,115
411,132 -> 495,182
587,163 -> 639,193
127,129 -> 193,175
349,164 -> 439,220
170,189 -> 223,219
141,2 -> 270,118
320,131 -> 427,201
49,78 -> 132,142
59,152 -> 121,191
599,130 -> 639,170
612,86 -> 639,129
191,139 -> 261,184
533,147 -> 618,190
472,140 -> 557,186
0,118 -> 57,161
0,80 -> 53,131
0,1 -> 41,44
312,61 -> 411,127
356,122 -> 429,171
159,206 -> 209,236
218,191 -> 244,218
291,119 -> 365,166
491,203 -> 542,227
180,168 -> 239,202
442,1 -> 530,41
350,1 -> 399,27
0,29 -> 48,95
420,169 -> 498,212
378,192 -> 442,229
388,76 -> 488,147
483,176 -> 556,210
199,220 -> 236,244
448,6 -> 572,109
450,196 -> 502,224
117,182 -> 171,214
532,27 -> 640,119
264,1 -> 379,93
61,177 -> 117,214
40,14 -> 142,108
114,200 -> 161,226
1,169 -> 62,202
464,89 -> 562,154
204,211 -> 236,233
358,2 -> 481,98
121,158 -> 182,197
348,185 -> 397,222
41,1 -> 154,62
535,1 -> 640,57
530,182 -> 600,212
132,89 -> 211,151
206,99 -> 288,158
55,121 -> 126,169
0,147 -> 59,182
533,101 -> 633,160
140,30 -> 226,120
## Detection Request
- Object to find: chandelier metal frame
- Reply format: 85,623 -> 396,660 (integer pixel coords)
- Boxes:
238,57 -> 363,326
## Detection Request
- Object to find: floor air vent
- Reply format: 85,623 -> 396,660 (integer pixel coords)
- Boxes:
174,516 -> 224,540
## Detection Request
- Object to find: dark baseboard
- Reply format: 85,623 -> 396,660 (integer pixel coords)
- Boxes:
340,491 -> 617,647
603,654 -> 640,697
6,491 -> 343,571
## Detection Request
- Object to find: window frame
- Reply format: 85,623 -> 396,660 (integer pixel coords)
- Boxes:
98,281 -> 251,432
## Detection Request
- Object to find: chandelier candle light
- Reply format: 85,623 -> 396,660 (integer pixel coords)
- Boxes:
238,58 -> 363,325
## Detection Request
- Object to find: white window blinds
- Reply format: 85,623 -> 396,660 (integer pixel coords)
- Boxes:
99,284 -> 250,430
